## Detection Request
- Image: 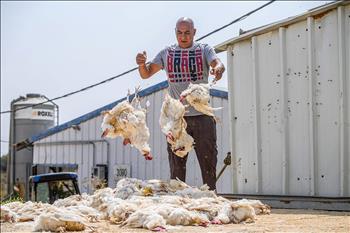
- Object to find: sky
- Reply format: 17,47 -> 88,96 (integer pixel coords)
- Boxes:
1,1 -> 332,156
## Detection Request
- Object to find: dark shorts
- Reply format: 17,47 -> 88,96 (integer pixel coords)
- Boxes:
167,114 -> 218,190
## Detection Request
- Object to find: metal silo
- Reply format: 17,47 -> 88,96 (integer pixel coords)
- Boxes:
7,93 -> 57,200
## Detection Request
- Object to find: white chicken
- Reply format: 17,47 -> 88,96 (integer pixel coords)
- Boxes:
90,187 -> 114,210
174,185 -> 217,199
101,87 -> 152,160
114,182 -> 142,200
121,203 -> 209,230
0,205 -> 18,222
33,208 -> 87,232
184,196 -> 230,221
167,207 -> 210,226
53,194 -> 91,207
180,83 -> 222,117
116,177 -> 145,189
64,205 -> 102,222
168,178 -> 190,191
159,93 -> 194,157
233,199 -> 271,215
107,200 -> 138,224
3,201 -> 53,222
214,202 -> 256,224
120,209 -> 167,231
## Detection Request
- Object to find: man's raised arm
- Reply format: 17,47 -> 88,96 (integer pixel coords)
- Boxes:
136,51 -> 162,79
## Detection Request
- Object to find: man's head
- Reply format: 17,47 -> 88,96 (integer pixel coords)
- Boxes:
175,17 -> 196,49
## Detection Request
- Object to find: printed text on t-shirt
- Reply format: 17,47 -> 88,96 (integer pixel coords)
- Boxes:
166,48 -> 203,83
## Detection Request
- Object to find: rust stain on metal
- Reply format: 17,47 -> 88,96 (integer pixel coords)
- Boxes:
312,9 -> 333,20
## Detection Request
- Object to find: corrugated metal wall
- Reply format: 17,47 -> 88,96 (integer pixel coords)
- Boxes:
226,4 -> 349,197
33,89 -> 232,194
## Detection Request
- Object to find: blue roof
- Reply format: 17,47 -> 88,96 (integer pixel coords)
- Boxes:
30,81 -> 228,143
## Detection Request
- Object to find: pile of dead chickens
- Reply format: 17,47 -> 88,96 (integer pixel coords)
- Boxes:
1,178 -> 271,232
101,83 -> 222,159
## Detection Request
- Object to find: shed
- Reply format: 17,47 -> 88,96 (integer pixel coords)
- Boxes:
215,0 -> 349,198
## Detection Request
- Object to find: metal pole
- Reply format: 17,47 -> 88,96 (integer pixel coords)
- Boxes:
216,152 -> 232,182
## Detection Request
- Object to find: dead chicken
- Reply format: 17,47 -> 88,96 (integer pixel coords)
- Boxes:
180,82 -> 222,117
101,87 -> 152,160
233,199 -> 271,215
33,208 -> 87,232
120,209 -> 167,231
159,93 -> 194,157
213,201 -> 256,224
3,201 -> 53,222
0,205 -> 18,223
53,194 -> 91,207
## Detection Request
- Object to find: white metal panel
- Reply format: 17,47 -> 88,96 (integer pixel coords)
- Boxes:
226,5 -> 350,197
286,20 -> 312,196
313,10 -> 340,196
69,130 -> 77,165
255,31 -> 285,195
40,137 -> 49,164
152,91 -> 164,179
214,97 -> 233,193
79,121 -> 89,193
231,40 -> 257,194
226,45 -> 238,194
145,93 -> 155,180
344,4 -> 350,197
55,132 -> 64,164
279,27 -> 289,195
51,133 -> 58,164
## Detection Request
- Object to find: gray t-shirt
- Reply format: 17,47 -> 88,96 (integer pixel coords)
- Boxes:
152,42 -> 218,116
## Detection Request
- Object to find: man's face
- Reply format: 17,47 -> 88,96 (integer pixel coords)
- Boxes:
176,21 -> 196,49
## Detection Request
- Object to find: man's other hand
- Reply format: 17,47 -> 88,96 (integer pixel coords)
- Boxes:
210,64 -> 225,81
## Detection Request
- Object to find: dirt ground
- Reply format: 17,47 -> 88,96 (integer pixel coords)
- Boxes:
1,208 -> 349,233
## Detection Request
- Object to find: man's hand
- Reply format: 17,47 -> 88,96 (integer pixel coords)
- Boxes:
136,51 -> 161,79
210,58 -> 225,82
136,51 -> 147,67
210,64 -> 225,81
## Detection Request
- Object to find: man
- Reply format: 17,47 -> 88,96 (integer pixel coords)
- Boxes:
136,17 -> 225,190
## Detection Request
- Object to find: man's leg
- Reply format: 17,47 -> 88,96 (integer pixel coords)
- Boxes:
167,142 -> 188,182
188,115 -> 218,190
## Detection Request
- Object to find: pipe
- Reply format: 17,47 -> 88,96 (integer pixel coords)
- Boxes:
337,5 -> 347,197
226,45 -> 238,193
307,16 -> 317,196
279,27 -> 289,195
8,100 -> 15,194
8,96 -> 25,195
252,36 -> 263,193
